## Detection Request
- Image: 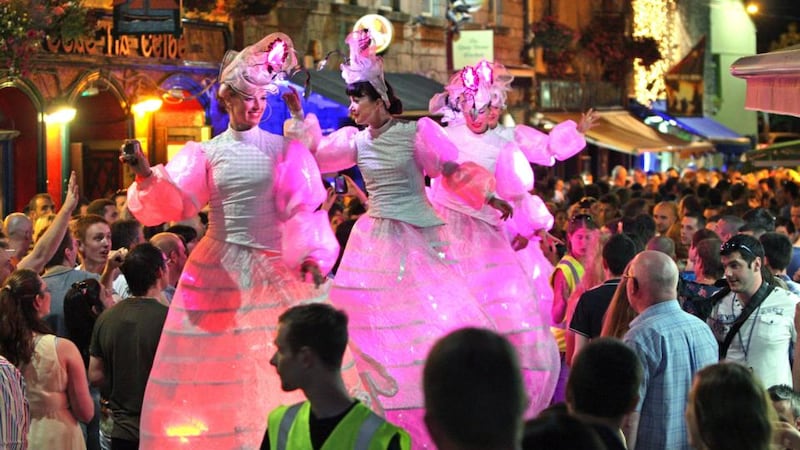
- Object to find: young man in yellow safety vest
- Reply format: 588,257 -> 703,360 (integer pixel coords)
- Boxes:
261,303 -> 410,450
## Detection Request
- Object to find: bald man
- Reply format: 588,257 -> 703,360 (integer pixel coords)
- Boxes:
3,213 -> 33,263
622,251 -> 717,450
150,232 -> 188,302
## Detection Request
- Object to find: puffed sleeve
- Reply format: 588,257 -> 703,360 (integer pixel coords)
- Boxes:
283,113 -> 322,153
274,140 -> 340,273
441,162 -> 497,210
299,114 -> 358,173
414,117 -> 458,177
126,142 -> 210,226
514,121 -> 586,166
495,141 -> 534,202
512,194 -> 554,238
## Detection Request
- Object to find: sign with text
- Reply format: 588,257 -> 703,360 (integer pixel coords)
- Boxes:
452,30 -> 494,70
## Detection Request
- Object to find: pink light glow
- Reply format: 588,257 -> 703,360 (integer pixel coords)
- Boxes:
461,66 -> 479,93
266,39 -> 287,72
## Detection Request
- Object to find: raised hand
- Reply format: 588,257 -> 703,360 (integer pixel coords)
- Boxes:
577,108 -> 598,134
282,86 -> 304,118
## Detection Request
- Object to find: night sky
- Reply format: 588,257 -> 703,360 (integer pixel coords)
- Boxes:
749,0 -> 800,53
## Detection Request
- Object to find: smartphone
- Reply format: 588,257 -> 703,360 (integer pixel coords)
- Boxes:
122,139 -> 140,165
334,175 -> 347,194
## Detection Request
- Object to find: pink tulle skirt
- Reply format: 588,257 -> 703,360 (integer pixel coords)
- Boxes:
435,207 -> 560,417
139,236 -> 369,450
330,216 -> 496,449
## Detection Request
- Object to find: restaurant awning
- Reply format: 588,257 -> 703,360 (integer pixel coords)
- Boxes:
743,139 -> 800,168
291,70 -> 445,117
731,45 -> 800,117
541,110 -> 714,155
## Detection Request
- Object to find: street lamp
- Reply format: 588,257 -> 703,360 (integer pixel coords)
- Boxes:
746,3 -> 759,15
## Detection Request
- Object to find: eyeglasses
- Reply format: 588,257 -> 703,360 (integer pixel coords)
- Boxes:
720,240 -> 757,258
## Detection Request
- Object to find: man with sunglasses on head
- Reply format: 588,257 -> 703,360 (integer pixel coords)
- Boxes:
707,234 -> 800,390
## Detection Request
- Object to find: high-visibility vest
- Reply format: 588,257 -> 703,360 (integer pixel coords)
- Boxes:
267,401 -> 411,450
550,254 -> 585,351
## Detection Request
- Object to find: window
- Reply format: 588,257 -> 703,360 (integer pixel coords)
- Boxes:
379,0 -> 396,10
422,0 -> 444,16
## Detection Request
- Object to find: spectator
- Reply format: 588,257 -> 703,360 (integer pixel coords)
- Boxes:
3,213 -> 32,264
27,192 -> 55,222
715,215 -> 745,243
149,232 -> 188,303
569,234 -> 637,363
424,328 -> 525,450
600,275 -> 636,339
741,207 -> 777,238
0,238 -> 13,283
0,269 -> 94,448
89,243 -> 169,450
680,238 -> 724,321
110,219 -> 144,251
567,338 -> 642,450
0,355 -> 29,449
686,362 -> 773,450
522,412 -> 607,450
622,251 -> 718,450
86,199 -> 119,225
71,215 -> 113,275
761,232 -> 800,295
164,224 -> 198,255
262,303 -> 409,449
768,384 -> 800,428
708,234 -> 800,389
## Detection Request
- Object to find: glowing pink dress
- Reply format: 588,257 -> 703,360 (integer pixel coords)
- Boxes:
429,121 -> 564,416
312,118 -> 497,448
127,127 -> 364,449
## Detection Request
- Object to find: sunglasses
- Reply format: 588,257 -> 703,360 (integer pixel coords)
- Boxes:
570,213 -> 595,224
720,241 -> 756,258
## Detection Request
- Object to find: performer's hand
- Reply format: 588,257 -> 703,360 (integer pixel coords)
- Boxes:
511,234 -> 529,251
119,140 -> 152,178
282,86 -> 304,119
301,259 -> 325,288
488,197 -> 513,220
540,231 -> 563,264
577,108 -> 598,134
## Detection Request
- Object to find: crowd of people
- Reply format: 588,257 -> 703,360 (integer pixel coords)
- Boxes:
4,29 -> 800,450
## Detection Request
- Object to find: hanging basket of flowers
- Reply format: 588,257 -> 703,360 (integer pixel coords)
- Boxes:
0,0 -> 97,75
531,16 -> 577,78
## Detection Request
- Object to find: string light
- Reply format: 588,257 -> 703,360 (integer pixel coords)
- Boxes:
632,0 -> 675,105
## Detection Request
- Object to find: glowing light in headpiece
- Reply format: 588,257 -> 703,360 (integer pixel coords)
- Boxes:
461,66 -> 479,94
476,60 -> 493,85
266,39 -> 288,74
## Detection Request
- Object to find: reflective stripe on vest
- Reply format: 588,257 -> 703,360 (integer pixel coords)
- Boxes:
276,403 -> 303,450
354,411 -> 385,450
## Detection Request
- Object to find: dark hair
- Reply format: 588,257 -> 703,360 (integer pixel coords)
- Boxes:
695,238 -> 724,280
522,412 -> 606,450
45,231 -> 74,269
120,243 -> 165,297
691,228 -> 720,249
741,208 -> 776,234
164,224 -> 198,247
603,234 -> 638,276
776,217 -> 796,235
27,193 -> 53,214
621,214 -> 656,247
783,180 -> 799,199
424,328 -> 525,449
278,303 -> 349,370
767,384 -> 800,421
683,211 -> 706,230
111,219 -> 143,250
0,269 -> 53,367
345,80 -> 403,115
720,234 -> 765,272
86,198 -> 116,217
567,337 -> 642,419
690,363 -> 773,450
64,278 -> 105,368
567,214 -> 598,236
760,232 -> 793,271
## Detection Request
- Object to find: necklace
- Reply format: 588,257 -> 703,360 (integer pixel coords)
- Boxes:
735,295 -> 762,363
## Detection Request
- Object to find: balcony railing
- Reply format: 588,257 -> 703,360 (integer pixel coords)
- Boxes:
537,79 -> 624,111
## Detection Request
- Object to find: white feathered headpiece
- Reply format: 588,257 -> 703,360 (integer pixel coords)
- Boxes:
429,59 -> 513,121
340,29 -> 389,104
219,32 -> 298,97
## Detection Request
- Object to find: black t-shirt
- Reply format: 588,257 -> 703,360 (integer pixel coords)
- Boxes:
569,279 -> 621,339
260,401 -> 402,450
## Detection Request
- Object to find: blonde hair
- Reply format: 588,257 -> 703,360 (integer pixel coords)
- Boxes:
600,275 -> 637,339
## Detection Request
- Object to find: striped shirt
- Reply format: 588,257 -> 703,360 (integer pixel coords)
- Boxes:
0,356 -> 29,449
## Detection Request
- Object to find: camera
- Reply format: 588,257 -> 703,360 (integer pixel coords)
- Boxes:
334,175 -> 347,194
121,139 -> 141,166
